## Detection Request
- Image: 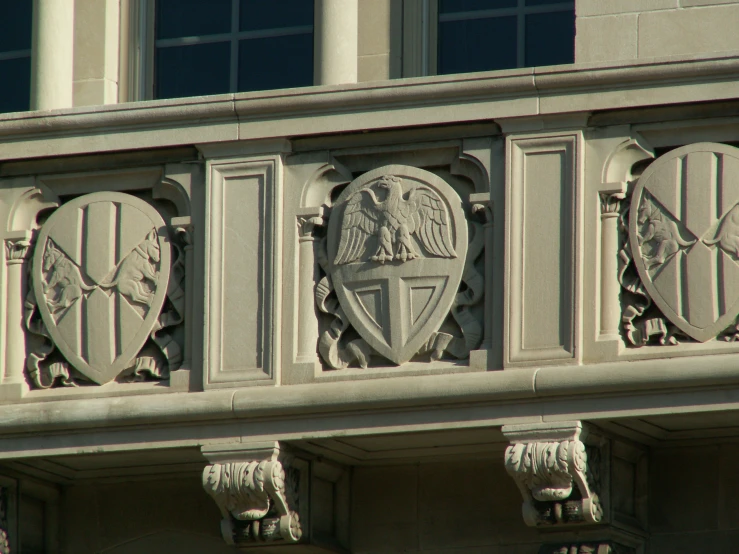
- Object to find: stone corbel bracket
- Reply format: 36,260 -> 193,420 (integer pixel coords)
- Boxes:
203,442 -> 303,547
503,422 -> 604,527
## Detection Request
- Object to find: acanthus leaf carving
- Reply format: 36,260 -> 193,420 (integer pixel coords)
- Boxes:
203,446 -> 302,547
540,543 -> 636,554
504,423 -> 603,528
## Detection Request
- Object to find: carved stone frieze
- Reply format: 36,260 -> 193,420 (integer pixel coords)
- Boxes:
504,423 -> 603,527
618,142 -> 739,346
314,164 -> 486,369
203,444 -> 303,547
23,190 -> 189,388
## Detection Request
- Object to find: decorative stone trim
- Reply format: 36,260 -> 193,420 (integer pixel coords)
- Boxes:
503,422 -> 603,527
203,443 -> 302,547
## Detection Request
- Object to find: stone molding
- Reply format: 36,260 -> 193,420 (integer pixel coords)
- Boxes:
503,422 -> 603,527
202,443 -> 302,547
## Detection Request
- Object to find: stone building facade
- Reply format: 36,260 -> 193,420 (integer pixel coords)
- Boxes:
1,0 -> 738,552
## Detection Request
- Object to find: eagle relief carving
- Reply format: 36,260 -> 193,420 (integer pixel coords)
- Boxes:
24,191 -> 188,388
618,142 -> 739,346
315,164 -> 485,369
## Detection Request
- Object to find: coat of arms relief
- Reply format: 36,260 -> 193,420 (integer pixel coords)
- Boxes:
618,142 -> 739,346
22,188 -> 191,388
312,164 -> 487,369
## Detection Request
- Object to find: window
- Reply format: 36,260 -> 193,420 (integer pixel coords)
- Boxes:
0,0 -> 32,113
153,0 -> 314,100
437,0 -> 575,74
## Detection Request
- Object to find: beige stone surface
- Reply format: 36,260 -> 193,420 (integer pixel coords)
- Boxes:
73,0 -> 119,105
682,0 -> 739,5
358,53 -> 391,81
575,14 -> 638,63
639,5 -> 739,58
577,0 -> 677,16
358,0 -> 392,56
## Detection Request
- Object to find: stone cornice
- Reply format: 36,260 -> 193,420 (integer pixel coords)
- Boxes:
2,352 -> 739,441
0,51 -> 737,160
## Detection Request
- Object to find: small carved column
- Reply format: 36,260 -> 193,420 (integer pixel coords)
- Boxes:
503,422 -> 604,528
172,217 -> 193,369
471,193 -> 493,351
3,232 -> 33,389
296,208 -> 325,364
202,442 -> 304,547
599,192 -> 625,339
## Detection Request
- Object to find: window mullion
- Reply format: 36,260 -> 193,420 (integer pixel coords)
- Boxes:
230,0 -> 239,93
517,0 -> 525,68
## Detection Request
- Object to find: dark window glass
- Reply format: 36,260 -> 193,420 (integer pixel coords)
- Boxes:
20,494 -> 46,554
0,0 -> 32,52
156,0 -> 231,39
240,0 -> 313,31
238,33 -> 313,92
0,57 -> 31,113
156,42 -> 231,99
525,0 -> 568,5
439,0 -> 516,13
438,16 -> 517,75
525,10 -> 575,66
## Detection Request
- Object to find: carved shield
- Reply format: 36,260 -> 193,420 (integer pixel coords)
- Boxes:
32,192 -> 171,384
327,165 -> 467,364
630,143 -> 739,342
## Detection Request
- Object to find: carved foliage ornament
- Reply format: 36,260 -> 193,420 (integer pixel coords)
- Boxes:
316,165 -> 485,368
505,439 -> 603,527
203,459 -> 301,546
25,191 -> 186,386
620,143 -> 739,345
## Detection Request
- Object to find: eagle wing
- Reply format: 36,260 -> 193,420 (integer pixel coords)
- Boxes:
406,187 -> 457,258
334,189 -> 380,265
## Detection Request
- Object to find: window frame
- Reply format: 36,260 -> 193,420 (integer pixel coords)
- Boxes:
403,0 -> 576,78
123,0 -> 315,102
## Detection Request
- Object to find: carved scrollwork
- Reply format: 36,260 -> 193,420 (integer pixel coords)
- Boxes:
504,424 -> 603,528
203,456 -> 302,546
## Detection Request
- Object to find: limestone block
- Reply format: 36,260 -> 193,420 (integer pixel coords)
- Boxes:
575,15 -> 638,63
358,54 -> 391,82
73,0 -> 119,105
358,0 -> 392,56
639,5 -> 739,58
576,0 -> 677,16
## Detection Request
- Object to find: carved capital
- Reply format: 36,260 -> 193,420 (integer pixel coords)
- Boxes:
297,207 -> 325,242
503,422 -> 603,527
470,193 -> 493,228
5,238 -> 32,264
203,443 -> 302,547
171,216 -> 193,248
599,192 -> 625,217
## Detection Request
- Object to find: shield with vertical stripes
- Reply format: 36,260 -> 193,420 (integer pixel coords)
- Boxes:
32,192 -> 171,384
630,143 -> 739,342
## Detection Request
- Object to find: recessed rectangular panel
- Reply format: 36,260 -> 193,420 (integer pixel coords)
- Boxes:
508,135 -> 578,363
221,175 -> 264,372
206,159 -> 278,387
